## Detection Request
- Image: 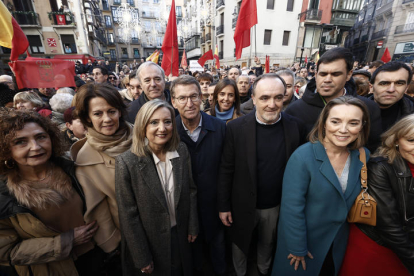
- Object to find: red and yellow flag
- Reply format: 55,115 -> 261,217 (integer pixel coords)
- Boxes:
151,50 -> 159,63
146,50 -> 157,62
214,45 -> 220,69
0,1 -> 29,60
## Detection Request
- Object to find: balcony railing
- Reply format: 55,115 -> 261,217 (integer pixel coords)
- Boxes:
371,29 -> 388,40
403,0 -> 414,4
48,11 -> 75,25
113,0 -> 121,5
360,34 -> 368,43
95,30 -> 107,44
217,25 -> 224,35
219,51 -> 223,59
11,11 -> 40,26
232,16 -> 238,29
201,37 -> 205,44
217,0 -> 225,9
354,38 -> 360,45
121,54 -> 129,59
108,40 -> 115,46
206,33 -> 211,42
127,0 -> 135,6
116,36 -> 126,43
375,0 -> 393,18
298,9 -> 322,21
131,37 -> 140,44
395,23 -> 414,34
142,12 -> 156,18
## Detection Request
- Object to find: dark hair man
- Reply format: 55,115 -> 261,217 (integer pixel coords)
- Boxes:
285,47 -> 382,152
276,69 -> 296,110
126,61 -> 176,123
218,74 -> 307,276
128,70 -> 143,101
197,73 -> 213,110
369,61 -> 414,132
228,67 -> 241,81
236,75 -> 251,104
170,75 -> 227,276
92,66 -> 109,84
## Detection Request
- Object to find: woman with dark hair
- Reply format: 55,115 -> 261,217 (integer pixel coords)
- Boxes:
0,109 -> 99,275
116,99 -> 198,275
206,79 -> 243,123
340,114 -> 414,276
71,83 -> 132,274
272,96 -> 371,275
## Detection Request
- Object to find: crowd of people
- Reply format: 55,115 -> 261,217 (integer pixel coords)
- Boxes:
0,46 -> 413,276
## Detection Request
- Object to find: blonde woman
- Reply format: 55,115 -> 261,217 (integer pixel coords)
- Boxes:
116,99 -> 198,275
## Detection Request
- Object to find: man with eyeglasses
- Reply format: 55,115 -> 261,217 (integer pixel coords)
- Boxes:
369,61 -> 414,133
108,72 -> 121,90
218,73 -> 307,276
171,75 -> 227,276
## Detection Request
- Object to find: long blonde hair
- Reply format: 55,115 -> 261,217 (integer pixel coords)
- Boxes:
374,114 -> 414,163
131,99 -> 180,157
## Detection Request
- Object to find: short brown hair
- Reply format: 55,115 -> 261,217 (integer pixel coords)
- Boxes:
170,75 -> 201,98
210,79 -> 242,117
131,99 -> 180,157
309,96 -> 370,150
75,83 -> 127,128
197,73 -> 213,83
0,108 -> 66,176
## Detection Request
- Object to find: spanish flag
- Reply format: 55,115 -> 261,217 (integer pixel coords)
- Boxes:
214,45 -> 220,69
146,50 -> 157,62
0,1 -> 29,61
151,51 -> 159,63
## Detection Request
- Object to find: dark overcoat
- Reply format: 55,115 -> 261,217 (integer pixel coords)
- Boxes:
217,111 -> 307,255
115,142 -> 199,276
176,112 -> 226,241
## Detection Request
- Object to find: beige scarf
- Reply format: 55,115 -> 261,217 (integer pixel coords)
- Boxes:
86,123 -> 133,158
7,164 -> 74,210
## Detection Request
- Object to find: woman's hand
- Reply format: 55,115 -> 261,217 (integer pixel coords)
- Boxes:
73,221 -> 99,246
141,261 -> 154,274
287,252 -> 313,271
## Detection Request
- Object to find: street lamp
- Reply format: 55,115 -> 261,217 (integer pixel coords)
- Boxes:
300,47 -> 305,67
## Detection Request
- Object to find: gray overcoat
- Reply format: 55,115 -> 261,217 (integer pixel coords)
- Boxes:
115,142 -> 199,276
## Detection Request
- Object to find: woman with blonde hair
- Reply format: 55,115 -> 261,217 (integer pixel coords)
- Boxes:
13,91 -> 44,111
116,99 -> 198,275
340,114 -> 414,276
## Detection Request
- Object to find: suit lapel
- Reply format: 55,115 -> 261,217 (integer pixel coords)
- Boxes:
171,157 -> 182,209
244,113 -> 257,188
343,150 -> 363,200
138,157 -> 169,212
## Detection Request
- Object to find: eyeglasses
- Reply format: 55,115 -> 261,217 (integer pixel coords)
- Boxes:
109,77 -> 116,80
174,94 -> 200,104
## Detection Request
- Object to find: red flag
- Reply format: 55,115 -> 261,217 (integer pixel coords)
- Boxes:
233,0 -> 257,60
161,0 -> 179,76
381,47 -> 391,63
9,59 -> 76,89
181,49 -> 188,69
305,55 -> 308,64
0,1 -> 29,61
265,55 -> 270,73
214,45 -> 220,69
198,50 -> 214,67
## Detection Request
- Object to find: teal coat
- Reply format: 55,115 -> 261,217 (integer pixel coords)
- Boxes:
272,141 -> 369,275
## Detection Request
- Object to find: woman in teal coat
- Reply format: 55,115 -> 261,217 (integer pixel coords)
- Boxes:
272,96 -> 371,276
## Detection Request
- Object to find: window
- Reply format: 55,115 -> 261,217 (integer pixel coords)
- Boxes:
105,15 -> 112,27
264,30 -> 272,45
153,0 -> 159,3
282,31 -> 290,46
102,0 -> 109,10
176,6 -> 182,17
121,48 -> 128,58
108,33 -> 115,43
157,36 -> 163,46
61,35 -> 77,53
133,48 -> 140,58
144,21 -> 151,31
110,49 -> 116,59
127,0 -> 134,6
267,0 -> 275,9
113,0 -> 121,4
287,0 -> 294,11
27,35 -> 44,54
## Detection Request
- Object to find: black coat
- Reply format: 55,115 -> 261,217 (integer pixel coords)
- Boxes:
217,112 -> 307,254
358,156 -> 414,274
176,112 -> 226,241
285,77 -> 382,152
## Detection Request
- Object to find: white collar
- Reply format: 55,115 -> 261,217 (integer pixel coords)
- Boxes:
255,112 -> 282,125
152,150 -> 180,165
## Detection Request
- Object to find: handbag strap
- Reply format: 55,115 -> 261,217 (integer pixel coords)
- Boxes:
359,148 -> 368,189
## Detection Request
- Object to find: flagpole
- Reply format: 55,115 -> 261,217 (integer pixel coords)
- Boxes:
254,25 -> 257,58
248,28 -> 252,68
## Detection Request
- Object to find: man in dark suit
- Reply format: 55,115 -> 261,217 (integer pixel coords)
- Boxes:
218,74 -> 307,276
171,75 -> 227,276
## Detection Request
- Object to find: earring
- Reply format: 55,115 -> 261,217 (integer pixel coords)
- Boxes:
144,137 -> 149,146
396,144 -> 399,150
4,160 -> 15,169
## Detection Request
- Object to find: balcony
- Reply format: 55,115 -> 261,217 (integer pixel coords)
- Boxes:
219,51 -> 223,59
201,37 -> 205,44
354,37 -> 360,45
113,0 -> 121,5
108,40 -> 115,46
127,0 -> 135,6
11,11 -> 40,26
232,16 -> 238,29
371,29 -> 388,40
217,0 -> 225,9
131,37 -> 140,44
217,25 -> 224,36
330,12 -> 358,27
95,30 -> 107,45
116,36 -> 126,43
395,23 -> 414,34
48,12 -> 75,26
403,0 -> 414,4
360,34 -> 368,43
375,0 -> 393,18
142,12 -> 156,18
206,33 -> 211,42
121,54 -> 129,59
298,9 -> 322,22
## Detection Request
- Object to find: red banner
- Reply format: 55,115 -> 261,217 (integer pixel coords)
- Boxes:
56,14 -> 66,25
9,59 -> 75,89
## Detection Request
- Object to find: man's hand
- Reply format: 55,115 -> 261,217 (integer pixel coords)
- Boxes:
188,234 -> 197,243
219,212 -> 233,226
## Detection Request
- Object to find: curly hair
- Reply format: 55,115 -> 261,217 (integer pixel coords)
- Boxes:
0,108 -> 66,176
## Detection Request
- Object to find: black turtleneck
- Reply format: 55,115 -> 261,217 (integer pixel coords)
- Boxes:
380,99 -> 402,132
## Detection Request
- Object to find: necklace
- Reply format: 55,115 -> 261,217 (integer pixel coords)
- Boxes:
22,165 -> 53,183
